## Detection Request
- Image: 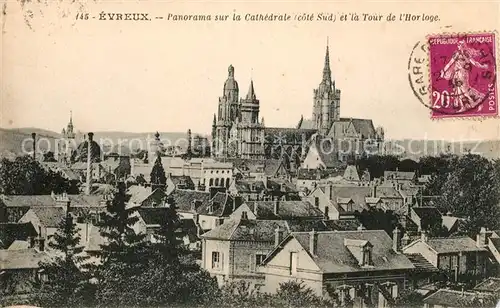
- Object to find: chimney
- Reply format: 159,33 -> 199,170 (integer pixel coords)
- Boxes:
85,132 -> 94,195
393,227 -> 402,253
309,229 -> 318,255
241,210 -> 248,220
476,227 -> 488,248
31,133 -> 36,161
421,230 -> 428,243
274,226 -> 284,247
274,199 -> 279,215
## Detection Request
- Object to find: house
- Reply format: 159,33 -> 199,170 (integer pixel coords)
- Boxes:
229,177 -> 299,202
229,200 -> 325,221
200,211 -> 332,287
166,158 -> 233,191
132,207 -> 200,249
259,228 -> 416,307
195,192 -> 242,232
127,186 -> 167,208
402,230 -> 494,283
168,188 -> 212,220
307,183 -> 395,220
18,207 -> 66,241
0,234 -> 51,295
441,213 -> 467,235
384,171 -> 417,183
165,174 -> 195,194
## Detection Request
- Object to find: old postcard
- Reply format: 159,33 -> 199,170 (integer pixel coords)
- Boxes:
1,1 -> 500,307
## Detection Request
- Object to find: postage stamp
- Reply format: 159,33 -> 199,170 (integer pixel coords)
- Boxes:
427,32 -> 497,118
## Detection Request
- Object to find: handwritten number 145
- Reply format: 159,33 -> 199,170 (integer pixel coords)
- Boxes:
76,13 -> 89,20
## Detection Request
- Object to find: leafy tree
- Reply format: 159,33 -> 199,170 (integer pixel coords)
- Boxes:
420,154 -> 458,196
438,154 -> 500,235
354,208 -> 400,235
356,155 -> 400,179
93,182 -> 148,306
35,204 -> 94,307
150,155 -> 166,189
0,156 -> 77,195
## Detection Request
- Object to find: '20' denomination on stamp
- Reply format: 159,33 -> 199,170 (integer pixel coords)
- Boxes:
428,32 -> 497,118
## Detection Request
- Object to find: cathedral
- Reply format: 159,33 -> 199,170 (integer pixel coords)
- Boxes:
210,41 -> 384,161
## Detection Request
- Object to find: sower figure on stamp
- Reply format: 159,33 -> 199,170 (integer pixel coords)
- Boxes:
440,40 -> 489,113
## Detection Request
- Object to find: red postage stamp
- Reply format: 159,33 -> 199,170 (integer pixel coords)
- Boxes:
428,32 -> 497,118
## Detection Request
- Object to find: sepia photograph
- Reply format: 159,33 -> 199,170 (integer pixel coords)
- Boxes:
1,1 -> 500,307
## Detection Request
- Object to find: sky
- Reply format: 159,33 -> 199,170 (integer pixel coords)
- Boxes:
1,1 -> 500,140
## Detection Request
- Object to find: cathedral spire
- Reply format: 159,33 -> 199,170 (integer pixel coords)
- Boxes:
246,79 -> 256,100
322,37 -> 332,85
69,110 -> 73,126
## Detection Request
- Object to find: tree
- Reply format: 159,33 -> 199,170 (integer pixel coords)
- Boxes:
0,156 -> 77,195
35,203 -> 94,307
150,155 -> 166,189
93,182 -> 148,306
356,155 -> 400,179
354,208 -> 400,235
438,154 -> 500,235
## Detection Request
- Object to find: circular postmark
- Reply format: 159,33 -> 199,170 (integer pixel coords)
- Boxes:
408,33 -> 497,118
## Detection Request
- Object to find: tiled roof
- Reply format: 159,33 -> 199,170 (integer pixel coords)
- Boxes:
169,175 -> 195,188
423,289 -> 492,307
442,215 -> 466,232
202,217 -> 331,242
8,240 -> 30,250
0,194 -> 104,208
425,236 -> 487,253
384,171 -> 416,181
374,186 -> 402,198
263,159 -> 288,177
138,207 -> 172,225
266,179 -> 297,193
297,168 -> 328,180
343,165 -> 361,181
233,180 -> 267,193
245,200 -> 323,220
291,230 -> 415,273
30,207 -> 66,228
412,207 -> 442,219
197,192 -> 239,217
0,248 -> 51,270
489,237 -> 500,253
323,219 -> 362,231
264,127 -> 316,144
127,186 -> 152,204
405,253 -> 439,272
474,277 -> 500,293
296,118 -> 316,130
169,189 -> 211,212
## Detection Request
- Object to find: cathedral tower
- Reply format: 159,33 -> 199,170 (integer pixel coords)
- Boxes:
214,65 -> 240,158
237,80 -> 265,159
312,39 -> 341,135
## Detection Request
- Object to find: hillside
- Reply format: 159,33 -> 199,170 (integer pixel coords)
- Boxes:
0,128 -> 192,158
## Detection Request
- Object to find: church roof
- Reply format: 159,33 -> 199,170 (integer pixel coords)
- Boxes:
264,127 -> 316,144
246,80 -> 257,100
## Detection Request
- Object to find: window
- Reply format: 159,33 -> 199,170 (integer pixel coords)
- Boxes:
256,254 -> 266,266
212,251 -> 221,269
363,247 -> 373,266
314,197 -> 319,207
289,252 -> 298,275
324,206 -> 329,218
